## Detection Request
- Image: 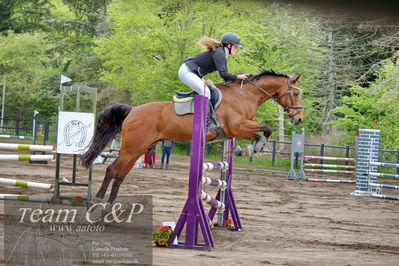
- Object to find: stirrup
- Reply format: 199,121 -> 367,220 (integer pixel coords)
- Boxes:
206,120 -> 221,133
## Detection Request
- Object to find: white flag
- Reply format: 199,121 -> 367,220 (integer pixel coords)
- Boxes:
60,75 -> 72,84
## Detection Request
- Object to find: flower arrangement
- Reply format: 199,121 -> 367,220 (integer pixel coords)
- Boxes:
152,226 -> 173,247
225,218 -> 233,228
69,195 -> 84,206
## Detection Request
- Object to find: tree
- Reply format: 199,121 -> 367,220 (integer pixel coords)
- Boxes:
308,15 -> 399,134
0,0 -> 107,118
95,0 -> 325,140
333,55 -> 399,149
0,0 -> 54,34
0,32 -> 58,118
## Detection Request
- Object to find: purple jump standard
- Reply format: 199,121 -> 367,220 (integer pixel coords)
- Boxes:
168,94 -> 241,250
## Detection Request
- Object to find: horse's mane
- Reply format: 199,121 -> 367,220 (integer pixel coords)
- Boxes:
252,69 -> 289,80
218,69 -> 289,88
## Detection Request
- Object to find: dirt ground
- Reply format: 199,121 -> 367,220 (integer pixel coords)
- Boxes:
0,148 -> 398,265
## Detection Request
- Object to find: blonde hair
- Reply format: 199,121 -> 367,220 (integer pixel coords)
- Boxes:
198,36 -> 222,51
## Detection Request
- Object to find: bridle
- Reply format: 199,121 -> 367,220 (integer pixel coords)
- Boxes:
246,76 -> 304,118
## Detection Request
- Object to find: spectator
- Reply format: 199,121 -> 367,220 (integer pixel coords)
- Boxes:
147,142 -> 157,168
161,140 -> 175,170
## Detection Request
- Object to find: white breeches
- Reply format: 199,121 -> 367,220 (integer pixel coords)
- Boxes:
178,63 -> 211,99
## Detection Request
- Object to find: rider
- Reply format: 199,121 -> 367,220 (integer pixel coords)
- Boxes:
178,32 -> 248,133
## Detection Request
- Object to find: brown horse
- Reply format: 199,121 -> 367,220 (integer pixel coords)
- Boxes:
81,70 -> 304,203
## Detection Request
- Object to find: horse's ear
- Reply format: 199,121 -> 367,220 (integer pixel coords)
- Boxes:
293,74 -> 302,82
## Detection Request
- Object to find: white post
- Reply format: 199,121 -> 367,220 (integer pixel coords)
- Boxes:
32,110 -> 39,144
0,75 -> 5,133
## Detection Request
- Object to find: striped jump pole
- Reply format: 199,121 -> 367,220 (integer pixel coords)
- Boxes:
302,154 -> 356,183
353,129 -> 399,200
307,178 -> 355,183
368,172 -> 399,179
361,144 -> 399,200
207,138 -> 242,231
304,169 -> 355,174
203,162 -> 228,171
304,163 -> 355,169
0,155 -> 53,161
0,135 -> 33,140
368,183 -> 399,190
201,191 -> 225,210
304,155 -> 355,162
369,161 -> 399,168
371,194 -> 399,200
0,177 -> 52,190
0,143 -> 53,152
202,176 -> 227,188
368,158 -> 399,200
0,194 -> 52,202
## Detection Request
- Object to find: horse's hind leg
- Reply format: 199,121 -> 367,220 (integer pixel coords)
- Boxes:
95,151 -> 138,203
95,165 -> 116,200
108,153 -> 138,203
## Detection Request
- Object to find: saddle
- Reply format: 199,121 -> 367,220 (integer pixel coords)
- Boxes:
173,80 -> 222,115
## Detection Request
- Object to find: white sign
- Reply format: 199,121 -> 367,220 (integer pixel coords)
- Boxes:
57,111 -> 95,154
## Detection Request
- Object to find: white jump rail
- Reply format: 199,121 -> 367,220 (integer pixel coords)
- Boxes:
0,143 -> 53,152
307,178 -> 355,183
0,194 -> 52,202
0,155 -> 53,161
304,155 -> 356,162
304,155 -> 356,183
0,177 -> 52,190
368,161 -> 399,201
201,190 -> 225,210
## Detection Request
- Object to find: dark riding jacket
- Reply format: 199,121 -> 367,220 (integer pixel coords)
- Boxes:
183,46 -> 237,81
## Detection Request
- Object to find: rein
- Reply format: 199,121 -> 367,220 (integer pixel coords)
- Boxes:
246,77 -> 304,117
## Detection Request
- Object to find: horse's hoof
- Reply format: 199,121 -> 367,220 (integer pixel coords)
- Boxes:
101,202 -> 113,216
233,145 -> 243,157
254,135 -> 266,152
86,197 -> 104,212
93,197 -> 103,203
243,145 -> 254,157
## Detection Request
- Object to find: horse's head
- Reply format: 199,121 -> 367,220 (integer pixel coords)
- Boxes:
247,71 -> 304,125
275,74 -> 304,125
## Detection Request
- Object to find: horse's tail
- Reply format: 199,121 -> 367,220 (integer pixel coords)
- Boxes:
80,103 -> 132,168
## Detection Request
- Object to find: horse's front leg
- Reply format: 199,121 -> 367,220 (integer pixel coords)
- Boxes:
231,120 -> 272,156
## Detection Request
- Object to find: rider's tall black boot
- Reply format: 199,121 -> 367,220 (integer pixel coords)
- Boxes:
206,101 -> 222,133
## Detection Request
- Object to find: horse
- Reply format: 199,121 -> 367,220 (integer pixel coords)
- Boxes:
81,70 -> 304,203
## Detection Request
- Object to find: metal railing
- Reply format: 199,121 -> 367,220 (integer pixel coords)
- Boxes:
0,117 -> 57,143
259,139 -> 399,174
0,118 -> 33,136
176,138 -> 399,172
2,117 -> 398,173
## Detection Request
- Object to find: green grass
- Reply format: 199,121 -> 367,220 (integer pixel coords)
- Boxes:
0,130 -> 32,137
375,167 -> 399,176
47,134 -> 57,143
